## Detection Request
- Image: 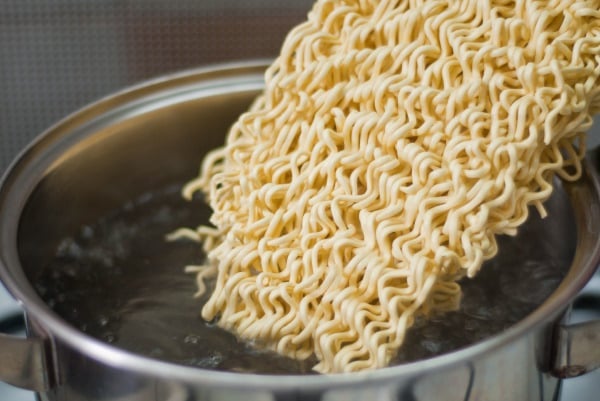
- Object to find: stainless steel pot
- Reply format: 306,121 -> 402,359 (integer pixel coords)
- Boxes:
1,61 -> 600,401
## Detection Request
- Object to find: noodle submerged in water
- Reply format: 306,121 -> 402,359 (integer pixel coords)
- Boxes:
174,0 -> 600,373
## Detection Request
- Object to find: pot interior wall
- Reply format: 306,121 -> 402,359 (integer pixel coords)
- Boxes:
18,89 -> 257,272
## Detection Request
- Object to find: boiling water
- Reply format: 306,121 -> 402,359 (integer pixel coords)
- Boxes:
33,184 -> 571,373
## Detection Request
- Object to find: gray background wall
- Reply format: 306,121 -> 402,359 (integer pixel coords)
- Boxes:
0,0 -> 313,171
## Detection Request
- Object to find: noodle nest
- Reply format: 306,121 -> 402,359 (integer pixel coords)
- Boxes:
175,0 -> 600,373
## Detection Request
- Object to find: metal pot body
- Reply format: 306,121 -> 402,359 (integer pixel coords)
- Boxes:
1,61 -> 599,401
31,322 -> 560,401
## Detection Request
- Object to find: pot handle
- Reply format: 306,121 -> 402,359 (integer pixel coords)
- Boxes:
552,319 -> 600,378
0,326 -> 51,391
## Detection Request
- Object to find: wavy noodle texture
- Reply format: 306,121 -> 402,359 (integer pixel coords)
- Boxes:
179,0 -> 600,373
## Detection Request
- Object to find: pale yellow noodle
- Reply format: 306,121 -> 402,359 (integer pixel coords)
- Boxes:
180,0 -> 600,373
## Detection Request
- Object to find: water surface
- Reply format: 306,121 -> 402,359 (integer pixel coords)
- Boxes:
33,183 -> 571,373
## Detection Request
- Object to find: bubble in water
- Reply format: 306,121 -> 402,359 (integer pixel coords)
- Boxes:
184,352 -> 223,369
122,200 -> 135,211
35,283 -> 48,297
81,225 -> 94,240
98,316 -> 110,327
58,238 -> 85,260
136,192 -> 154,205
184,334 -> 201,344
103,332 -> 117,343
154,206 -> 174,224
150,348 -> 165,357
421,340 -> 441,354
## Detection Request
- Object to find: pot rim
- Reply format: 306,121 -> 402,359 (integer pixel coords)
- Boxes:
1,60 -> 599,390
